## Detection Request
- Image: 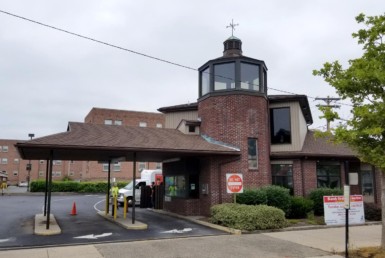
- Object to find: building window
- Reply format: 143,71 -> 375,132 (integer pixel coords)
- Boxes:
113,162 -> 121,172
39,171 -> 44,177
2,146 -> 8,152
69,171 -> 75,176
214,62 -> 235,90
13,171 -> 18,176
114,120 -> 122,126
104,119 -> 113,125
316,161 -> 341,188
248,138 -> 258,169
1,158 -> 8,164
14,158 -> 19,164
201,66 -> 210,95
156,163 -> 162,169
165,175 -> 187,198
39,160 -> 45,164
188,126 -> 195,133
270,107 -> 291,144
240,62 -> 259,91
53,160 -> 62,165
271,163 -> 293,194
53,171 -> 62,177
102,163 -> 109,172
361,168 -> 374,203
156,123 -> 163,128
139,122 -> 147,127
138,162 -> 146,171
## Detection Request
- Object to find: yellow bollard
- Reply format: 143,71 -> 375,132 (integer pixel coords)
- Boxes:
113,196 -> 117,220
124,197 -> 127,219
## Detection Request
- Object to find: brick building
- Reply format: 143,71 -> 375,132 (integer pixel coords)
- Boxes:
15,36 -> 380,216
1,108 -> 164,185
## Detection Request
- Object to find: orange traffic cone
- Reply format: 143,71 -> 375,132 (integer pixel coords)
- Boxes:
70,202 -> 77,215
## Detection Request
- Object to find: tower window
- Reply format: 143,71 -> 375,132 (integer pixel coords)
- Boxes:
201,66 -> 210,96
214,62 -> 235,90
240,63 -> 259,91
248,138 -> 258,169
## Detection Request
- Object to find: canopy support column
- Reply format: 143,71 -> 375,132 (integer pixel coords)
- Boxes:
132,152 -> 136,224
46,150 -> 53,230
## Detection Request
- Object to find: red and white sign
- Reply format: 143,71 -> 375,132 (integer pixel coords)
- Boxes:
323,195 -> 365,226
226,173 -> 243,194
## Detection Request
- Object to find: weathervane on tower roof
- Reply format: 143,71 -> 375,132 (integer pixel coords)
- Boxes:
226,19 -> 239,37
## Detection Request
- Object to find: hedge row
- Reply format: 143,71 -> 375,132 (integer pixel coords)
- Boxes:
210,203 -> 288,231
30,180 -> 129,193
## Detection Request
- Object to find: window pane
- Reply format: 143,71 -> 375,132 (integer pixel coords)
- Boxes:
271,164 -> 293,194
316,162 -> 341,189
270,108 -> 291,144
201,66 -> 210,95
214,63 -> 235,90
165,175 -> 187,198
248,138 -> 258,169
104,119 -> 112,125
240,63 -> 259,91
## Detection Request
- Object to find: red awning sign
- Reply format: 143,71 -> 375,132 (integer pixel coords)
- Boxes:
226,173 -> 243,193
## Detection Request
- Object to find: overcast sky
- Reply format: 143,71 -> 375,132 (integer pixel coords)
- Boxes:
1,1 -> 384,140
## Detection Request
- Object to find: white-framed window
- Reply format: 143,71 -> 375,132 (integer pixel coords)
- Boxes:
39,160 -> 45,164
102,163 -> 109,172
139,122 -> 147,127
113,162 -> 121,172
114,120 -> 123,126
53,160 -> 62,165
2,146 -> 8,152
13,171 -> 18,176
69,171 -> 75,176
39,171 -> 44,177
14,158 -> 19,164
156,123 -> 163,128
156,162 -> 162,169
104,119 -> 113,125
1,158 -> 8,165
138,162 -> 146,171
53,171 -> 62,177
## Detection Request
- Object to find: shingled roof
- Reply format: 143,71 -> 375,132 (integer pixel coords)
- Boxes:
16,122 -> 240,161
271,130 -> 357,159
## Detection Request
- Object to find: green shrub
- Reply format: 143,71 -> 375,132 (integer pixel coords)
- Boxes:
287,196 -> 314,219
260,185 -> 291,214
364,203 -> 381,221
210,203 -> 288,231
308,188 -> 343,215
236,189 -> 267,205
30,180 -> 129,193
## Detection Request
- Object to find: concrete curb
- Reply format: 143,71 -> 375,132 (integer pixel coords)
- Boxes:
151,209 -> 242,235
34,214 -> 62,235
97,211 -> 148,230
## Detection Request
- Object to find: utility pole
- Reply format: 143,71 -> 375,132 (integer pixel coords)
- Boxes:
315,96 -> 341,132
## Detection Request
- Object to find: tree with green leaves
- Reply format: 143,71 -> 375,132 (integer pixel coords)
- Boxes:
313,13 -> 385,247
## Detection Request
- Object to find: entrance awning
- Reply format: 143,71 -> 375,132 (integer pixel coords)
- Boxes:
16,122 -> 240,161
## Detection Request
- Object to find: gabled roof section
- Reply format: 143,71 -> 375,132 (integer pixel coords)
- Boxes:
271,130 -> 357,159
268,94 -> 313,124
16,122 -> 239,162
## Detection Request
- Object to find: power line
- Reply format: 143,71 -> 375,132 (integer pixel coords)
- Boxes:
0,9 -> 354,108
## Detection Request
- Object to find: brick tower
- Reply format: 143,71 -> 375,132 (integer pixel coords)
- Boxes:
198,36 -> 271,191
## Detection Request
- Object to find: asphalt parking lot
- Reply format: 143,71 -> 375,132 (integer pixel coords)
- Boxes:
0,193 -> 226,249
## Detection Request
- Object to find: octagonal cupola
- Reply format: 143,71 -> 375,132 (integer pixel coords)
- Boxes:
198,36 -> 268,99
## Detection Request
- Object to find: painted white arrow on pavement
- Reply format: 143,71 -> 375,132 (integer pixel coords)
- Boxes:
74,233 -> 112,239
0,238 -> 11,243
161,228 -> 192,234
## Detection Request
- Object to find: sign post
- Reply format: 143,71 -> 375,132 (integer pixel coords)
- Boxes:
226,173 -> 243,203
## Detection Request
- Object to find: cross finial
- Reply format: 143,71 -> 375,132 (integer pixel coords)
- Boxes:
226,19 -> 239,37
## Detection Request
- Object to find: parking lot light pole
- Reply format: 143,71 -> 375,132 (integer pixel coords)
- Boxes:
27,133 -> 34,192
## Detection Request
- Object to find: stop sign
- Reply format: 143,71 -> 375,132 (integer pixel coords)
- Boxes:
226,173 -> 243,193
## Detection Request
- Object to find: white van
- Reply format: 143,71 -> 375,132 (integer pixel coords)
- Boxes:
117,169 -> 162,206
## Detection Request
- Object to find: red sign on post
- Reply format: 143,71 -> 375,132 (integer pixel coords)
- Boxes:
226,173 -> 243,193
